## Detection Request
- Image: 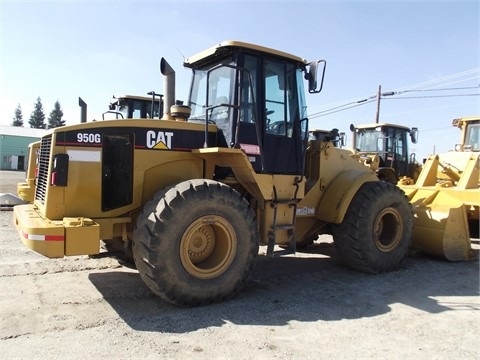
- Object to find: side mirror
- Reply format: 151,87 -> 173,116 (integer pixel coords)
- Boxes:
410,127 -> 419,144
307,60 -> 326,94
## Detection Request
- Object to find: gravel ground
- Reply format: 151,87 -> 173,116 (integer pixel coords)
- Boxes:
0,170 -> 479,359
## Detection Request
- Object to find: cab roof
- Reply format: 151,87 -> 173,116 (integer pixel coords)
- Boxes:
113,95 -> 162,102
452,116 -> 480,127
355,123 -> 412,131
183,40 -> 308,68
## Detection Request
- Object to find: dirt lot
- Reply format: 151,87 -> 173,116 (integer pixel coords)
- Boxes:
0,170 -> 479,359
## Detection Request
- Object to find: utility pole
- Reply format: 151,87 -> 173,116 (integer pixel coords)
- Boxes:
375,85 -> 381,123
374,85 -> 395,123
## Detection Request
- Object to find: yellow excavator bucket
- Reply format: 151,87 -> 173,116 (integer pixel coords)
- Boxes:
399,152 -> 479,261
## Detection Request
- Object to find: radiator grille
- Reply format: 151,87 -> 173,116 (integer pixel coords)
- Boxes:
34,135 -> 52,204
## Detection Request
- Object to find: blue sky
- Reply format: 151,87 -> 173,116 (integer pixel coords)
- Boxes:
0,0 -> 478,160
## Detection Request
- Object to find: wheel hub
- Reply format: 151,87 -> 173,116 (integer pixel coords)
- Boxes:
187,226 -> 215,262
180,215 -> 237,279
373,207 -> 403,252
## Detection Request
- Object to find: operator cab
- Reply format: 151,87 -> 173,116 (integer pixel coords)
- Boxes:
184,41 -> 325,175
453,117 -> 480,152
464,120 -> 480,151
351,123 -> 418,178
103,93 -> 164,120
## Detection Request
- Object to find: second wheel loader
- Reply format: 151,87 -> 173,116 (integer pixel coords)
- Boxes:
397,115 -> 479,261
349,122 -> 420,184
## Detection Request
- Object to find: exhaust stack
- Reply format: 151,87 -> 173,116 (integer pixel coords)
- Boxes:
160,58 -> 175,120
78,97 -> 87,123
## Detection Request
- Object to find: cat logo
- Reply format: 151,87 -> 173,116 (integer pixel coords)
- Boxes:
146,130 -> 174,149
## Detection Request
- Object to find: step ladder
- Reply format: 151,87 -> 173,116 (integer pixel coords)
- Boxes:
266,177 -> 301,257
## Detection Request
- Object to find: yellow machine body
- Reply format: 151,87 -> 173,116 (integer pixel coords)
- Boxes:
398,151 -> 479,260
13,40 -> 417,306
14,129 -> 377,258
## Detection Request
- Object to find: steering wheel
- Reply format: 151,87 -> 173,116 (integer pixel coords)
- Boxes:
268,121 -> 286,134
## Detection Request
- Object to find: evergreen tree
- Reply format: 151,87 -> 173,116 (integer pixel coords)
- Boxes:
12,104 -> 23,127
48,100 -> 65,128
29,97 -> 46,129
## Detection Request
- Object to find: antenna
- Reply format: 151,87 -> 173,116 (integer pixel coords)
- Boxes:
177,48 -> 186,61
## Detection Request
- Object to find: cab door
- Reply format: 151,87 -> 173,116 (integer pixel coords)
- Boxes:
203,54 -> 308,175
260,58 -> 307,175
235,54 -> 307,175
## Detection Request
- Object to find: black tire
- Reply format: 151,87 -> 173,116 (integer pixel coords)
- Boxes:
132,179 -> 259,307
295,234 -> 318,250
332,181 -> 412,273
468,219 -> 479,239
102,238 -> 135,268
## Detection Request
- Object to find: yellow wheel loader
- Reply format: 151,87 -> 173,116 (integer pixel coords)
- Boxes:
452,116 -> 480,152
102,92 -> 164,120
349,123 -> 420,184
14,41 -> 414,307
397,116 -> 479,261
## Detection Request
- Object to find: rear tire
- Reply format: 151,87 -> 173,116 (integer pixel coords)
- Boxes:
133,179 -> 258,307
332,181 -> 412,273
102,238 -> 135,268
295,234 -> 318,250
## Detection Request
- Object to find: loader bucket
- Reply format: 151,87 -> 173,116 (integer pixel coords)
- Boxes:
403,187 -> 475,261
399,152 -> 479,261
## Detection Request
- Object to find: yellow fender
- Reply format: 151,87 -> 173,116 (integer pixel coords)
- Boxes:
316,169 -> 378,223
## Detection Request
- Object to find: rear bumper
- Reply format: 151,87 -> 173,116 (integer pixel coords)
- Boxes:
13,204 -> 100,258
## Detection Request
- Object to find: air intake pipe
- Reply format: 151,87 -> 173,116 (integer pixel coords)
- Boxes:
160,58 -> 175,120
78,97 -> 87,123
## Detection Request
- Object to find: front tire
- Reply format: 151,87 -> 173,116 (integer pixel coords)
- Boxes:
133,179 -> 258,307
332,181 -> 412,273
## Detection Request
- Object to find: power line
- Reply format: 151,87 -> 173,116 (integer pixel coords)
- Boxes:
371,99 -> 478,119
308,99 -> 377,118
389,68 -> 480,92
383,93 -> 480,99
399,86 -> 479,93
308,92 -> 479,119
308,68 -> 480,114
308,83 -> 479,119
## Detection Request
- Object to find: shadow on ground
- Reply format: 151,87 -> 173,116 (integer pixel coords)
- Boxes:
88,242 -> 479,333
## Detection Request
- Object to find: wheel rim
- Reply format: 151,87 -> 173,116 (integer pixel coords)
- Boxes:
373,207 -> 403,252
180,215 -> 237,279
